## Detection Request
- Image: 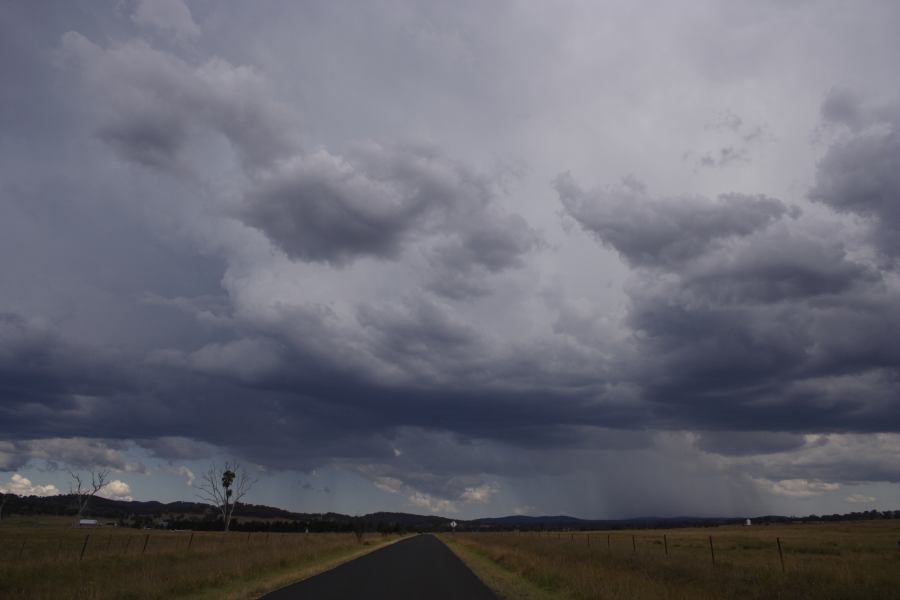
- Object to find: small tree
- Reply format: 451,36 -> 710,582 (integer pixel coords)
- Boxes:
196,462 -> 256,532
352,516 -> 366,543
69,469 -> 110,520
0,492 -> 8,521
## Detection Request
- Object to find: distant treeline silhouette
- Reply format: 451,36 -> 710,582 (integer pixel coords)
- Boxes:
2,493 -> 898,533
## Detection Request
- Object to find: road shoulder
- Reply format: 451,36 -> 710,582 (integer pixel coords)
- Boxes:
438,535 -> 566,600
188,534 -> 411,600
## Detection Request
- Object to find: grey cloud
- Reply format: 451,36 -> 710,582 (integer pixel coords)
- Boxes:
694,110 -> 770,169
820,88 -> 866,130
735,433 -> 900,485
681,230 -> 878,303
705,109 -> 743,132
241,143 -> 540,271
696,431 -> 807,456
558,164 -> 898,435
7,4 -> 900,517
99,110 -> 190,171
241,147 -> 443,264
0,313 -> 132,426
355,297 -> 482,384
61,31 -> 298,171
137,436 -> 215,461
426,213 -> 541,299
132,0 -> 201,40
556,173 -> 790,269
434,214 -> 539,274
698,145 -> 749,168
0,438 -> 136,473
810,100 -> 900,258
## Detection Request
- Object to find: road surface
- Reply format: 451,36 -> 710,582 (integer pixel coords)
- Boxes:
259,534 -> 498,599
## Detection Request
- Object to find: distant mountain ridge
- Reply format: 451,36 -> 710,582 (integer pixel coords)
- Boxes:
2,493 -> 896,532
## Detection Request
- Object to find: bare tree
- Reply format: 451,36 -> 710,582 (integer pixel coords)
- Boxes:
69,469 -> 110,520
195,462 -> 256,532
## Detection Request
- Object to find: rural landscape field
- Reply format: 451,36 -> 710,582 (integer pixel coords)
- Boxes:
442,522 -> 900,600
0,516 -> 406,600
2,517 -> 899,599
4,0 -> 900,598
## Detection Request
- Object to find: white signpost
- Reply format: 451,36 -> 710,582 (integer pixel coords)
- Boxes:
450,521 -> 457,533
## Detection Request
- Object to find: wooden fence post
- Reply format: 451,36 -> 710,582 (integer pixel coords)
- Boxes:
664,534 -> 668,557
776,537 -> 785,573
142,533 -> 150,555
188,532 -> 194,550
708,535 -> 715,565
607,533 -> 611,549
587,534 -> 591,547
80,534 -> 90,561
632,535 -> 636,553
19,539 -> 27,559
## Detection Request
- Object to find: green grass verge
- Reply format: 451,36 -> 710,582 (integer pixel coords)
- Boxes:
439,534 -> 566,600
188,535 -> 411,600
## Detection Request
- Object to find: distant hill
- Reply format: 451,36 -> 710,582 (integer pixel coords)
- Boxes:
1,493 -> 896,532
470,515 -> 745,529
471,515 -> 586,526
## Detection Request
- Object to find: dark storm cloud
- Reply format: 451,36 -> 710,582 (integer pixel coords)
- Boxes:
810,100 -> 900,259
0,313 -> 131,426
558,115 -> 900,433
679,230 -> 879,303
555,173 -> 791,269
241,143 -> 540,270
5,1 -> 900,515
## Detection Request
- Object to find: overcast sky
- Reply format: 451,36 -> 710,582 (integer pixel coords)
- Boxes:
2,0 -> 900,519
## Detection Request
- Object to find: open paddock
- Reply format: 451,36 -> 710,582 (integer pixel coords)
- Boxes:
441,521 -> 900,599
0,522 -> 404,600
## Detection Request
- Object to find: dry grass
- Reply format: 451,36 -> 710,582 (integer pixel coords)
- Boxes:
0,520 -> 406,599
440,521 -> 900,600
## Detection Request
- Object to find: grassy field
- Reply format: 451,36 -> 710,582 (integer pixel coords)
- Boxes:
0,517 -> 406,599
441,521 -> 900,600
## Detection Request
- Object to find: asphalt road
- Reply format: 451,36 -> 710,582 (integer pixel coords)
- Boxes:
259,534 -> 498,600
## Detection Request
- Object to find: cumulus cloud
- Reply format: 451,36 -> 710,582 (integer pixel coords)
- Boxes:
101,479 -> 134,501
845,494 -> 875,504
460,483 -> 499,504
0,473 -> 60,497
755,478 -> 841,499
175,466 -> 195,486
409,491 -> 457,514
